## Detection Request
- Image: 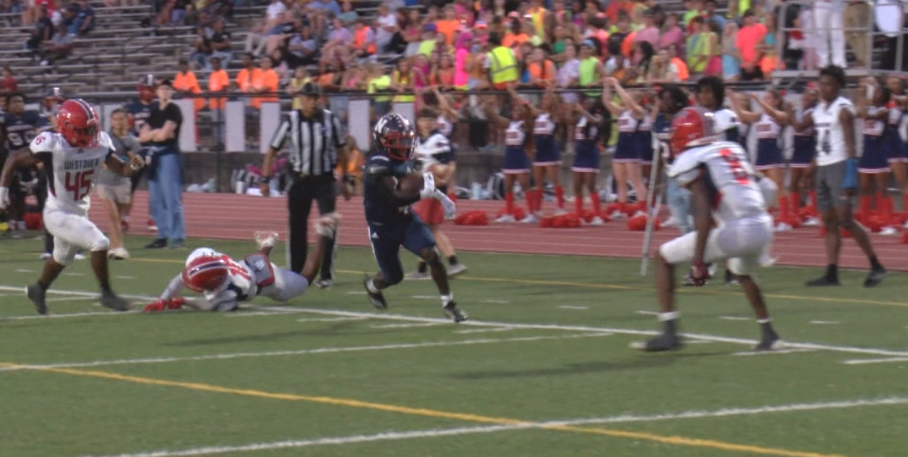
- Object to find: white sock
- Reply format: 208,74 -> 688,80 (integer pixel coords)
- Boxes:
17,220 -> 25,230
757,318 -> 772,324
441,294 -> 453,306
366,279 -> 379,294
658,311 -> 679,322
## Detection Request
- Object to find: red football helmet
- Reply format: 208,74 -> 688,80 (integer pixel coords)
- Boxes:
669,106 -> 716,156
182,255 -> 230,293
57,99 -> 100,148
137,74 -> 157,103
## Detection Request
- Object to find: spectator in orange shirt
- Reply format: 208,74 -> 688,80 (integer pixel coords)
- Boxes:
207,56 -> 229,146
736,10 -> 766,81
605,0 -> 633,24
527,47 -> 557,88
502,17 -> 529,49
173,59 -> 204,113
434,4 -> 460,45
252,57 -> 279,110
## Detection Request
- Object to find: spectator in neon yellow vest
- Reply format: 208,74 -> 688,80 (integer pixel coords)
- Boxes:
685,16 -> 709,78
577,40 -> 603,98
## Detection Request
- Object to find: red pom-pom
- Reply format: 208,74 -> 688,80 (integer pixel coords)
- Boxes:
540,217 -> 554,228
901,230 -> 908,244
512,206 -> 526,220
866,215 -> 884,233
627,214 -> 648,231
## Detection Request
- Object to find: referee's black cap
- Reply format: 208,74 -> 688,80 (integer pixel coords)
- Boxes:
297,81 -> 322,97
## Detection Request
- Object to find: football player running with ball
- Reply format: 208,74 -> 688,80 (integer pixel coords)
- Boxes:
144,214 -> 340,312
0,99 -> 143,315
361,113 -> 466,322
634,107 -> 783,352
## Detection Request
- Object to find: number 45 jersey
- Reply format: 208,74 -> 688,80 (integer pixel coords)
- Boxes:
667,141 -> 767,223
29,130 -> 115,215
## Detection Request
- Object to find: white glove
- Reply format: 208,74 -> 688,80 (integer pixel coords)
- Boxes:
434,190 -> 456,220
418,172 -> 437,199
0,187 -> 8,210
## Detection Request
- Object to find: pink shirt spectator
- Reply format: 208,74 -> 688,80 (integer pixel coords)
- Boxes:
658,25 -> 685,59
453,33 -> 472,87
634,26 -> 660,46
737,22 -> 767,65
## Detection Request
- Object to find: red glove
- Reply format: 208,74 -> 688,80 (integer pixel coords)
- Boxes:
689,260 -> 710,287
143,299 -> 167,313
143,298 -> 185,313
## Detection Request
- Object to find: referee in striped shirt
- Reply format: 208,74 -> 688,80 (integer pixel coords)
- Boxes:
260,82 -> 350,288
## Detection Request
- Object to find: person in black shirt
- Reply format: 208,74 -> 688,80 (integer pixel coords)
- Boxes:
139,79 -> 186,249
261,82 -> 349,288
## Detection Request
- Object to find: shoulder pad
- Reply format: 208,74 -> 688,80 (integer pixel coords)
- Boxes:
366,156 -> 393,176
97,132 -> 114,151
30,131 -> 56,154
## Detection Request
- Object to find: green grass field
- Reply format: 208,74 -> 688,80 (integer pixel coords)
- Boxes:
2,235 -> 908,457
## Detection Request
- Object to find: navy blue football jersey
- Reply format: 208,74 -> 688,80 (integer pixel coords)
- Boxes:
126,100 -> 157,138
2,110 -> 46,151
363,153 -> 418,224
652,112 -> 672,160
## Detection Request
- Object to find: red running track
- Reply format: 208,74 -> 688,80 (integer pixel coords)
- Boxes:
90,191 -> 908,271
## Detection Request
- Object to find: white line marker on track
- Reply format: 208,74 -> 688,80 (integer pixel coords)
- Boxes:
559,305 -> 588,310
0,334 -> 606,372
69,396 -> 908,457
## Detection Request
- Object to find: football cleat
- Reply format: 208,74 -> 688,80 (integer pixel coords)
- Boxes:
864,267 -> 887,288
363,275 -> 388,310
447,263 -> 468,278
755,332 -> 785,351
631,334 -> 681,352
443,301 -> 468,323
254,230 -> 279,249
108,247 -> 130,260
26,283 -> 48,315
100,290 -> 131,312
314,278 -> 334,289
405,271 -> 430,280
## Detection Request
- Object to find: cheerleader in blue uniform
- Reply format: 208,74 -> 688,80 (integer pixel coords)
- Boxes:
730,89 -> 792,230
637,106 -> 654,185
510,84 -> 566,216
602,77 -> 648,217
570,98 -> 605,225
786,85 -> 819,225
856,79 -> 894,233
484,96 -> 534,223
885,76 -> 908,227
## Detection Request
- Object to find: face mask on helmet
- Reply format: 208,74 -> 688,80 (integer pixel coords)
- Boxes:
57,100 -> 101,148
182,257 -> 230,293
380,130 -> 415,161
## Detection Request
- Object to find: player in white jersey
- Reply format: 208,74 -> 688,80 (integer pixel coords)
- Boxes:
406,107 -> 467,280
0,99 -> 145,315
808,65 -> 886,287
143,214 -> 340,312
633,106 -> 783,352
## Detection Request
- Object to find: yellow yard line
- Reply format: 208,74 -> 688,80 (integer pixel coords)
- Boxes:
0,362 -> 852,457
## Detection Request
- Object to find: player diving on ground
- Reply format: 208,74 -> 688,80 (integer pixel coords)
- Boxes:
143,214 -> 340,312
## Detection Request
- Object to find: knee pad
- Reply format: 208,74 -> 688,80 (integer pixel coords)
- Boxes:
89,235 -> 110,252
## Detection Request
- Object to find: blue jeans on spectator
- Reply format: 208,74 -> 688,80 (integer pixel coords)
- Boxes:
666,177 -> 692,234
148,148 -> 186,244
209,51 -> 232,69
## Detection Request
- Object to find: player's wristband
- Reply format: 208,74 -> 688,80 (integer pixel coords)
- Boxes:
842,157 -> 858,190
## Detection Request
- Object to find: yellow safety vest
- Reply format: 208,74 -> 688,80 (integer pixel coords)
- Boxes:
487,46 -> 518,84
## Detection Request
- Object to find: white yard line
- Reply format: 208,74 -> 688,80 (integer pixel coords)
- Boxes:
68,396 -> 908,457
45,296 -> 95,303
732,348 -> 816,357
2,284 -> 907,358
453,327 -> 517,334
841,357 -> 908,365
809,321 -> 840,325
0,334 -> 606,372
370,322 -> 446,329
559,306 -> 589,310
290,307 -> 908,358
719,316 -> 751,321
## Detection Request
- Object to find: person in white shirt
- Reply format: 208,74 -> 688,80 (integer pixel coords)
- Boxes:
0,99 -> 144,315
813,0 -> 846,68
808,65 -> 886,287
634,106 -> 783,352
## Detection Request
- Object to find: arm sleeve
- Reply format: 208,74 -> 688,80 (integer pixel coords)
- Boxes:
270,115 -> 292,150
160,274 -> 185,301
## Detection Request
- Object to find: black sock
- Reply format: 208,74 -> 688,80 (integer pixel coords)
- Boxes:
663,319 -> 677,336
869,255 -> 883,271
417,261 -> 428,273
759,321 -> 776,337
100,284 -> 112,294
37,280 -> 49,291
448,255 -> 459,266
826,264 -> 838,281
